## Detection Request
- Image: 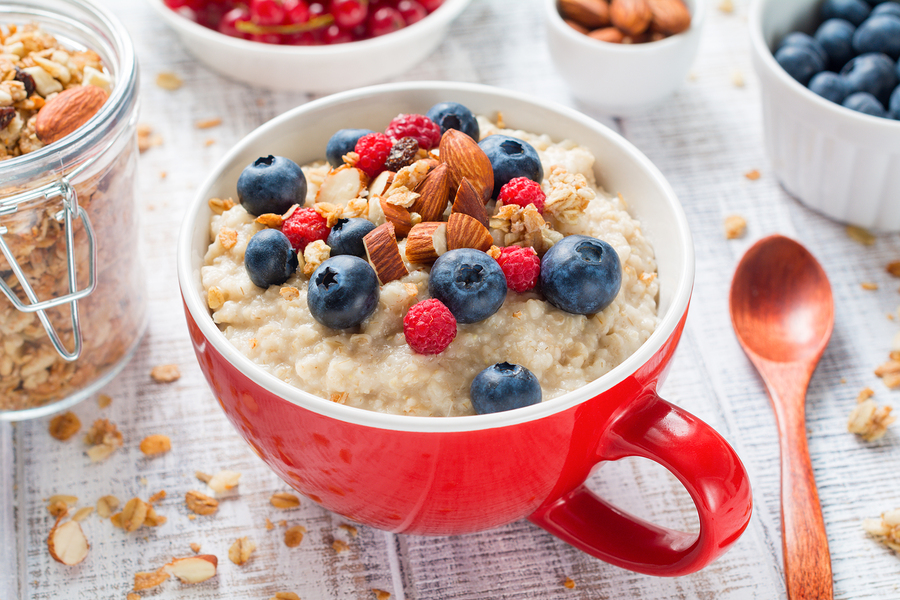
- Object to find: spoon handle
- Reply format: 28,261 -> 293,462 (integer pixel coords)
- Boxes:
768,372 -> 833,600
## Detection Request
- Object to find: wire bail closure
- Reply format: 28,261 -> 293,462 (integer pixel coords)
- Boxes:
0,161 -> 99,362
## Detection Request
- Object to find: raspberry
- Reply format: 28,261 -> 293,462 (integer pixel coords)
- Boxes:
384,113 -> 442,150
497,177 -> 546,213
403,298 -> 457,354
281,207 -> 330,252
496,246 -> 540,293
354,132 -> 393,178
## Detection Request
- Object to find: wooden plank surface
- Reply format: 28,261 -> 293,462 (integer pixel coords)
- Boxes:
4,0 -> 900,598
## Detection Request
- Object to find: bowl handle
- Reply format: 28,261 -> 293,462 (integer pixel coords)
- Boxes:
527,391 -> 752,576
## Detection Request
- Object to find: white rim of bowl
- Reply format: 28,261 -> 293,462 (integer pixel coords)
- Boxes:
148,0 -> 471,54
748,0 -> 900,129
176,80 -> 695,434
544,0 -> 706,53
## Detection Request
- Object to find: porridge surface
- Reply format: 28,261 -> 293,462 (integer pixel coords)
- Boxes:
201,118 -> 659,417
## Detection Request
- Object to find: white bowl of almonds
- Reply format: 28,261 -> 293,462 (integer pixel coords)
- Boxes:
545,0 -> 706,115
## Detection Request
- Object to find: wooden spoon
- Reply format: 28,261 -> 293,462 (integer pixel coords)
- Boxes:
729,234 -> 834,600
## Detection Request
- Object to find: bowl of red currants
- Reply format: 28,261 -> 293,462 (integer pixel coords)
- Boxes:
148,0 -> 471,92
750,0 -> 900,231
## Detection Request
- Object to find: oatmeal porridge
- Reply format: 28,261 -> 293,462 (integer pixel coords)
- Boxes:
201,113 -> 659,417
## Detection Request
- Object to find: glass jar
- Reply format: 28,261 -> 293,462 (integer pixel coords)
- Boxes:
0,0 -> 145,419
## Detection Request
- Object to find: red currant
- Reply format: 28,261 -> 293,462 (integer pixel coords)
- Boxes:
174,6 -> 199,22
309,2 -> 328,17
322,23 -> 354,43
397,0 -> 426,25
332,0 -> 369,29
250,0 -> 286,26
218,6 -> 250,38
282,0 -> 310,23
367,6 -> 405,37
252,32 -> 285,43
419,0 -> 443,11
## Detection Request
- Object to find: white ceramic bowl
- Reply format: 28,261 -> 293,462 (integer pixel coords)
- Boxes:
543,0 -> 705,115
147,0 -> 471,93
750,0 -> 900,231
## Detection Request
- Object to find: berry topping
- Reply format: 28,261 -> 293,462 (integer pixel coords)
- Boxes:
425,101 -> 480,141
540,235 -> 622,315
478,135 -> 544,198
497,177 -> 546,213
403,298 -> 457,354
326,217 -> 377,258
384,137 -> 420,171
384,113 -> 442,150
281,206 -> 330,252
332,0 -> 368,28
326,128 -> 375,168
354,132 -> 393,178
236,155 -> 308,216
368,6 -> 406,37
307,255 -> 380,329
244,229 -> 299,288
496,246 -> 541,293
428,249 -> 507,324
470,362 -> 541,415
397,0 -> 428,25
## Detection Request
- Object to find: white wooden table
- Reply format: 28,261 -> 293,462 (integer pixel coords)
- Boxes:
4,1 -> 900,598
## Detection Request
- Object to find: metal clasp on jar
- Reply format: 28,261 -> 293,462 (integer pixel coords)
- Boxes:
0,164 -> 98,362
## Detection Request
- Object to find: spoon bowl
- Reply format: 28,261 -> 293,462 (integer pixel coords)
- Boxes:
729,234 -> 835,599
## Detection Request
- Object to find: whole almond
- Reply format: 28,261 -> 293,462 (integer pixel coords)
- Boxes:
558,0 -> 610,29
439,129 -> 494,203
446,213 -> 493,252
412,163 -> 452,222
648,0 -> 691,35
610,0 -> 652,36
405,222 -> 448,264
47,517 -> 89,566
589,26 -> 626,42
379,198 -> 415,239
35,85 -> 109,144
451,178 -> 489,227
565,19 -> 590,34
363,222 -> 409,284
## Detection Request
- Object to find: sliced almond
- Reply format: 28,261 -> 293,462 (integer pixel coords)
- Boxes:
47,517 -> 89,566
163,555 -> 218,584
207,470 -> 241,494
379,198 -> 415,239
368,194 -> 386,225
368,170 -> 395,197
96,495 -> 119,518
405,222 -> 448,264
447,213 -> 493,252
411,163 -> 451,222
439,129 -> 494,202
363,222 -> 409,284
316,165 -> 368,206
451,178 -> 489,226
134,568 -> 169,591
35,85 -> 108,144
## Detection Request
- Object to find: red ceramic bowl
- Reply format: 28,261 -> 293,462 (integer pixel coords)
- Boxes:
177,82 -> 752,576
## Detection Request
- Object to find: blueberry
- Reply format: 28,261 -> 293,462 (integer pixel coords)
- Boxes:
809,71 -> 851,103
774,44 -> 826,86
814,19 -> 857,70
540,235 -> 622,315
872,2 -> 900,18
853,14 -> 900,58
778,32 -> 829,65
470,362 -> 542,415
841,52 -> 899,104
890,85 -> 900,118
326,218 -> 377,258
426,101 -> 480,141
325,128 -> 375,168
237,155 -> 307,217
821,0 -> 872,26
842,91 -> 888,115
244,228 -> 299,288
428,249 -> 507,324
478,135 -> 544,198
307,255 -> 379,329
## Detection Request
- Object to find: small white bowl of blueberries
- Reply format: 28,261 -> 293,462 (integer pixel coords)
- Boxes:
750,0 -> 900,230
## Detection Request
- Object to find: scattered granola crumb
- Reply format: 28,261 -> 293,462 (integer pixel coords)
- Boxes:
330,392 -> 348,404
96,495 -> 119,518
563,576 -> 576,589
49,412 -> 81,441
280,286 -> 300,302
137,123 -> 163,152
718,0 -> 734,13
188,515 -> 196,520
841,377 -> 847,384
724,215 -> 747,239
863,509 -> 900,552
731,69 -> 745,87
71,506 -> 94,522
84,419 -> 123,462
156,71 -> 183,90
195,471 -> 212,483
279,519 -> 287,527
208,286 -> 226,310
862,282 -> 879,291
266,518 -> 275,531
847,225 -> 876,246
258,213 -> 285,228
204,138 -> 216,147
114,498 -> 150,532
373,590 -> 391,600
848,388 -> 895,441
150,364 -> 181,383
160,171 -> 167,179
195,117 -> 222,130
228,537 -> 256,565
148,490 -> 166,505
185,490 -> 219,516
332,539 -> 350,553
139,477 -> 148,486
190,542 -> 202,553
133,568 -> 170,591
887,261 -> 900,277
270,492 -> 301,509
339,523 -> 358,538
284,525 -> 306,548
208,470 -> 241,494
208,197 -> 236,215
127,594 -> 140,600
744,169 -> 761,181
140,434 -> 172,456
97,394 -> 112,409
47,495 -> 77,517
272,593 -> 302,600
